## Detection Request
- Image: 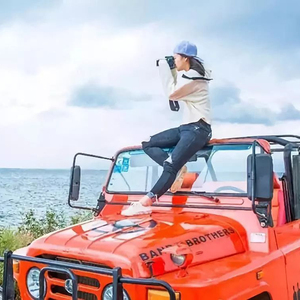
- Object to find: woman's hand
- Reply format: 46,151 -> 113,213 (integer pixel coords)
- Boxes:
156,57 -> 176,69
165,56 -> 176,69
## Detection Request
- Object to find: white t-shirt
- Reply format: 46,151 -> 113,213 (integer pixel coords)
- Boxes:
158,60 -> 212,125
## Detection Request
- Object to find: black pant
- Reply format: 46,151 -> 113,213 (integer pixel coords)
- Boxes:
142,119 -> 212,198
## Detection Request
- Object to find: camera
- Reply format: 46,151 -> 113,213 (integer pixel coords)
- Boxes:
156,56 -> 176,69
165,56 -> 175,69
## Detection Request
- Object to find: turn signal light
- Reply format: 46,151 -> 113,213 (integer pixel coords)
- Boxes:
256,270 -> 264,280
13,260 -> 20,274
148,289 -> 181,300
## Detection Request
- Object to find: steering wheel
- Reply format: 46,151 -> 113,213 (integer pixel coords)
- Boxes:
214,186 -> 245,193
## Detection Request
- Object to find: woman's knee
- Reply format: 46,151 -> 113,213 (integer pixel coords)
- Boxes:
164,152 -> 187,172
163,159 -> 179,175
142,138 -> 151,151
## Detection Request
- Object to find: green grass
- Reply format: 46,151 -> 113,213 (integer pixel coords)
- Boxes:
0,209 -> 92,290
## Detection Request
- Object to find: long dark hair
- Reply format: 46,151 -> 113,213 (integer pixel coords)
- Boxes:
189,57 -> 205,76
181,54 -> 205,76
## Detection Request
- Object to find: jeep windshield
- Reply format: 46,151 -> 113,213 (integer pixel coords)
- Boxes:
107,144 -> 263,196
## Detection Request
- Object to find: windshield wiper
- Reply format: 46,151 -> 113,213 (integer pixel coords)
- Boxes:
167,191 -> 220,203
119,172 -> 131,191
190,191 -> 220,203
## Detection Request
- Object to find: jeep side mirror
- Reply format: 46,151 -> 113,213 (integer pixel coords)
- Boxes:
247,154 -> 273,201
69,165 -> 81,201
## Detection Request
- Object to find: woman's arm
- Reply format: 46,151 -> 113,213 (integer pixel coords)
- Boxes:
158,60 -> 178,98
158,60 -> 205,102
169,80 -> 204,101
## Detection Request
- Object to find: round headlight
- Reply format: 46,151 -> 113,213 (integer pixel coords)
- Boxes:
26,268 -> 46,299
170,254 -> 186,266
102,284 -> 130,300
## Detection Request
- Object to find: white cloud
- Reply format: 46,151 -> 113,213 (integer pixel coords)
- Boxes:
0,104 -> 179,168
0,1 -> 299,168
0,17 -> 174,116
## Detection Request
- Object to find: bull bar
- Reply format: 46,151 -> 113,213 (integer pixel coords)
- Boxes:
0,251 -> 176,300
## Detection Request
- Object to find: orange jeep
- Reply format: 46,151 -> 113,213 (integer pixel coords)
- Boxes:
1,134 -> 300,300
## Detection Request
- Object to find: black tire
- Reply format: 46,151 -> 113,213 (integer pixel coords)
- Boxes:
248,292 -> 271,300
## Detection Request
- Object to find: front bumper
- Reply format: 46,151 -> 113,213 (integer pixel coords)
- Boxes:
1,251 -> 177,300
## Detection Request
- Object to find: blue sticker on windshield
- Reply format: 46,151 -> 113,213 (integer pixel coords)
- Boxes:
113,165 -> 121,173
122,157 -> 130,172
123,157 -> 129,165
113,157 -> 130,173
122,164 -> 129,172
113,158 -> 123,173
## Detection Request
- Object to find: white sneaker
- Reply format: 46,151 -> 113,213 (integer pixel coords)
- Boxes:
121,202 -> 152,216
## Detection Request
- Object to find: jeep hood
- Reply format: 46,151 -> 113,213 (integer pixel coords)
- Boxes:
27,212 -> 247,278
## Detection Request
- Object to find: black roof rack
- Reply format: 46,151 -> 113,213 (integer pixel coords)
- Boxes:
223,135 -> 300,147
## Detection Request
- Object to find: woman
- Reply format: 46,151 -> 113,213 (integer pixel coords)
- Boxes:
122,40 -> 212,216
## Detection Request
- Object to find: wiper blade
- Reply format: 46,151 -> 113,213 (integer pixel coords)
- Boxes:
169,191 -> 220,203
189,191 -> 220,203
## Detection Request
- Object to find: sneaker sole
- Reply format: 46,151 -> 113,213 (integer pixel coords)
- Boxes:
121,210 -> 152,217
170,165 -> 187,193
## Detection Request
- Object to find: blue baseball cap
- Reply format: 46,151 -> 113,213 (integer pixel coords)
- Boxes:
173,40 -> 203,62
173,40 -> 197,57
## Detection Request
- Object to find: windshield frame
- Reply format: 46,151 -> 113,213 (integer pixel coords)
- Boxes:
105,142 -> 265,197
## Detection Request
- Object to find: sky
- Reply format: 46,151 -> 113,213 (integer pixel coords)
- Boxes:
0,0 -> 300,168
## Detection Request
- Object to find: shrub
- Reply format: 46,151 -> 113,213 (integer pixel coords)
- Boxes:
0,209 -> 92,293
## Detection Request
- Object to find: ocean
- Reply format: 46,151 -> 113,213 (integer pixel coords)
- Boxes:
0,168 -> 108,227
1,166 -> 283,228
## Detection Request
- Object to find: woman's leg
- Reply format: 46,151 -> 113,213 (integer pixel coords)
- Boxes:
149,122 -> 212,198
121,122 -> 211,216
142,127 -> 180,166
121,127 -> 180,216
